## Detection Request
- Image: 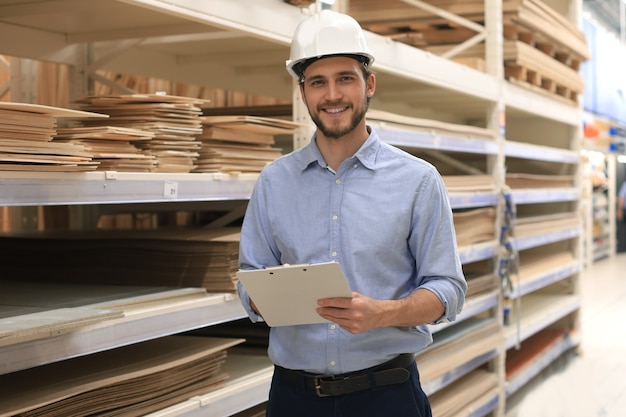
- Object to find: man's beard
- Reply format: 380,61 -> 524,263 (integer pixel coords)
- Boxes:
309,96 -> 369,139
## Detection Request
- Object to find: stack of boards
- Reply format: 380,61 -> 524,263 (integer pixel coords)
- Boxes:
0,335 -> 243,417
0,227 -> 242,293
0,280 -> 245,416
75,94 -> 208,173
195,115 -> 304,173
349,0 -> 590,102
0,97 -> 302,173
0,102 -> 107,171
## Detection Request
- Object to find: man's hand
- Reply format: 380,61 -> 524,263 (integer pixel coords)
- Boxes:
316,292 -> 384,334
317,288 -> 446,334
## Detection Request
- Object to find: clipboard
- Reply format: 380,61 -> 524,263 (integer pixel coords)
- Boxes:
236,262 -> 352,327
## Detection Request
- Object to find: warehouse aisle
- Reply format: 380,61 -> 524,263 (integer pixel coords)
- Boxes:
506,253 -> 626,417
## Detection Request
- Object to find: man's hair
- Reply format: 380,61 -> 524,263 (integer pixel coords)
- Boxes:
297,54 -> 373,85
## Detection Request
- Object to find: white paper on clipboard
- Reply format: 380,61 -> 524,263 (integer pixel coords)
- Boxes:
236,261 -> 352,327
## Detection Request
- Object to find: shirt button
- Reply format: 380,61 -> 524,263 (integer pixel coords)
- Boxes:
335,179 -> 341,185
330,361 -> 336,367
353,164 -> 358,169
331,251 -> 337,257
332,215 -> 338,221
330,324 -> 336,330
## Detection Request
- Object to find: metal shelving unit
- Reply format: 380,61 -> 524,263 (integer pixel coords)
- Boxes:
0,0 -> 586,416
0,172 -> 257,206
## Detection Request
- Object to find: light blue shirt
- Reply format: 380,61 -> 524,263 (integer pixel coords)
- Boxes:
237,127 -> 467,374
619,181 -> 626,199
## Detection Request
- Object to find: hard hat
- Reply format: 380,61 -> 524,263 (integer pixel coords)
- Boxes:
286,10 -> 375,80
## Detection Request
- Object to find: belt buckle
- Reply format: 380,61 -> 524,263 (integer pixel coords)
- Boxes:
313,374 -> 340,397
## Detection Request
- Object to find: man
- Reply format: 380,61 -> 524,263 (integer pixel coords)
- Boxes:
237,9 -> 466,416
617,180 -> 626,252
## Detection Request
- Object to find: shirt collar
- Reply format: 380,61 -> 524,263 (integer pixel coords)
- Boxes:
294,126 -> 380,172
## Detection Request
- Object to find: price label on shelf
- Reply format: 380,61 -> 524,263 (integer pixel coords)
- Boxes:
163,181 -> 178,199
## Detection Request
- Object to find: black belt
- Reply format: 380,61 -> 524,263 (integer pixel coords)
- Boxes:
274,353 -> 414,397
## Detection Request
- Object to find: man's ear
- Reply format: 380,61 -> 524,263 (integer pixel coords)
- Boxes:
366,74 -> 376,97
299,84 -> 307,104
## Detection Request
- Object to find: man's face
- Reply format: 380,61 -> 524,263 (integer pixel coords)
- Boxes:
300,56 -> 375,139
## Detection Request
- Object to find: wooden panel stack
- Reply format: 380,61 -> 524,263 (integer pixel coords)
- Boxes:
53,126 -> 158,172
0,336 -> 243,417
0,102 -> 107,172
195,115 -> 303,174
76,94 -> 209,173
348,0 -> 590,103
0,227 -> 242,293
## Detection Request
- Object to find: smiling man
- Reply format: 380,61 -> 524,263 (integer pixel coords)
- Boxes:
237,9 -> 467,417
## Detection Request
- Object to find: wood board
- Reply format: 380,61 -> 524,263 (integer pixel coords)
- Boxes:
0,227 -> 242,292
513,212 -> 580,238
0,307 -> 123,347
0,103 -> 109,171
417,317 -> 502,382
367,109 -> 496,141
0,102 -> 108,119
76,95 -> 207,173
443,174 -> 496,191
506,173 -> 575,188
453,207 -> 497,247
0,336 -> 243,417
0,281 -> 208,347
428,368 -> 500,417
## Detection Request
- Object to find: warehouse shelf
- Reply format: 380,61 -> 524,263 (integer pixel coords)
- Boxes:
512,261 -> 580,298
422,317 -> 501,391
373,123 -> 499,155
503,83 -> 581,126
0,171 -> 257,206
504,294 -> 580,349
510,188 -> 580,204
423,348 -> 499,396
0,291 -> 246,376
504,141 -> 580,163
449,191 -> 499,209
146,349 -> 273,417
467,393 -> 500,417
505,330 -> 580,396
430,291 -> 499,333
458,240 -> 499,264
513,226 -> 581,251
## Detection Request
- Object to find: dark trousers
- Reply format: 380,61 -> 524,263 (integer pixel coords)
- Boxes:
266,361 -> 432,417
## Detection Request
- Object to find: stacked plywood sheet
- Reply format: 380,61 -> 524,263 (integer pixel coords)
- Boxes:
506,172 -> 576,188
367,109 -> 496,141
349,0 -> 589,102
195,115 -> 303,173
0,227 -> 241,293
0,281 -> 207,346
0,102 -> 107,172
0,336 -> 243,417
443,174 -> 496,192
516,250 -> 576,284
76,94 -> 209,172
514,212 -> 580,238
53,126 -> 158,172
505,328 -> 567,380
417,318 -> 502,383
428,368 -> 500,417
453,207 -> 497,247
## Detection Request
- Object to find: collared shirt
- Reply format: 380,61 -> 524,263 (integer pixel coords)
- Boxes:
619,181 -> 626,199
237,127 -> 467,374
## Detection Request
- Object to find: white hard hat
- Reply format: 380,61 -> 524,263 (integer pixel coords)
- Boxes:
286,9 -> 375,81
